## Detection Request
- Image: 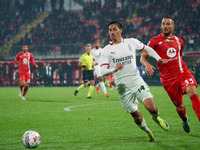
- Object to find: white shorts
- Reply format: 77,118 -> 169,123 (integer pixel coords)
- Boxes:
116,77 -> 153,113
94,65 -> 101,77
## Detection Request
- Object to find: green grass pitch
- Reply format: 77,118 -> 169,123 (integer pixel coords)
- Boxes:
0,86 -> 200,150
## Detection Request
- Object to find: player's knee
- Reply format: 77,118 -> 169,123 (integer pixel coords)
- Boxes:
177,104 -> 185,111
90,80 -> 95,86
84,83 -> 88,87
134,116 -> 143,125
20,81 -> 26,86
186,85 -> 196,97
98,76 -> 103,82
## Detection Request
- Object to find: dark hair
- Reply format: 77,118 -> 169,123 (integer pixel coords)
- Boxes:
108,21 -> 123,29
163,16 -> 174,21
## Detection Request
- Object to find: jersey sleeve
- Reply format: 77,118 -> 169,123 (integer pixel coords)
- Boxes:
30,53 -> 36,66
132,38 -> 145,51
79,55 -> 83,62
100,48 -> 110,67
143,38 -> 156,55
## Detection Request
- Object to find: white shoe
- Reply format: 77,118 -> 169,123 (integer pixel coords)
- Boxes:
19,90 -> 22,97
21,96 -> 26,101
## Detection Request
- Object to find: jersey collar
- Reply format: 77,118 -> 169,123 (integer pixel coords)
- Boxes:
109,38 -> 124,45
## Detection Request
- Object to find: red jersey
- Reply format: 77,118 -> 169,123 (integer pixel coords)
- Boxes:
146,33 -> 190,83
14,51 -> 36,73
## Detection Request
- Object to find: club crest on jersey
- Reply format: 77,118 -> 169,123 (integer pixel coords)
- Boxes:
23,58 -> 28,64
128,45 -> 132,51
167,48 -> 176,58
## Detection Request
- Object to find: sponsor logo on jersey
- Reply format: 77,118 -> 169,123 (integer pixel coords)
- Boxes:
165,39 -> 175,42
167,48 -> 176,58
159,41 -> 162,45
23,58 -> 28,64
112,55 -> 133,65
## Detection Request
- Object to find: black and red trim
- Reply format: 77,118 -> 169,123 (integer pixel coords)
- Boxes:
139,44 -> 145,51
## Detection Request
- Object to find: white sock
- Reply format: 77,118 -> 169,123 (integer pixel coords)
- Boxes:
100,82 -> 107,95
138,118 -> 151,134
96,83 -> 100,88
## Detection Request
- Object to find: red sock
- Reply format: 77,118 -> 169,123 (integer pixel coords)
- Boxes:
190,94 -> 200,120
176,107 -> 187,121
20,84 -> 24,92
23,85 -> 29,96
109,82 -> 112,88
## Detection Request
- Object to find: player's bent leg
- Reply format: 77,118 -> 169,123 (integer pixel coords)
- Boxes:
186,85 -> 200,120
143,98 -> 169,131
87,80 -> 95,99
19,81 -> 26,98
98,76 -> 109,97
131,109 -> 155,142
176,104 -> 190,133
74,83 -> 86,96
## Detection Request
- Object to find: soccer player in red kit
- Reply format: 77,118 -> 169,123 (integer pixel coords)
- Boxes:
14,44 -> 38,100
140,17 -> 200,133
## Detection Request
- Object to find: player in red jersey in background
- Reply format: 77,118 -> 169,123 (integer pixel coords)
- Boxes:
14,44 -> 38,100
140,17 -> 200,133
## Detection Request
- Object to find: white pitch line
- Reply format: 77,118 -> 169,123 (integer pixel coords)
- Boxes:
64,102 -> 113,111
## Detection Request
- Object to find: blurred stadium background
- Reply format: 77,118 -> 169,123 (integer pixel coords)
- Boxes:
0,0 -> 199,87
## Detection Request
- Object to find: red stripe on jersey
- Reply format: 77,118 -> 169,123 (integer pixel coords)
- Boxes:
100,63 -> 109,67
143,51 -> 148,55
139,44 -> 145,51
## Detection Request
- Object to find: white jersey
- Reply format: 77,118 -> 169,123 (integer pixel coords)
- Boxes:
91,47 -> 102,64
100,38 -> 145,85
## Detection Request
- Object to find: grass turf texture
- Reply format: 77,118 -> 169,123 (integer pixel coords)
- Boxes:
0,86 -> 200,150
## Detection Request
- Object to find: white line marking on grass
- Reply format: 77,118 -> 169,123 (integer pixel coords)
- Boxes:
64,102 -> 113,111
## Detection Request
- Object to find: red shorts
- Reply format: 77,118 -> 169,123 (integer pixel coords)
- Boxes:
163,71 -> 197,107
19,71 -> 31,84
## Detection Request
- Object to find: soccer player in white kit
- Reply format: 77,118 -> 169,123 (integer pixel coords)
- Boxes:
91,41 -> 109,97
100,21 -> 169,142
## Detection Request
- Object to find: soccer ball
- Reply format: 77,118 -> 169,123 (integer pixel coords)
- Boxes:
22,130 -> 41,149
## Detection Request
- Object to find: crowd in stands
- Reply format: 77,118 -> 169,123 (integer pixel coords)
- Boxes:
0,0 -> 39,45
6,0 -> 199,56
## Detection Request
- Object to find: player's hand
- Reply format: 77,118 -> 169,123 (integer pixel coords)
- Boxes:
145,64 -> 156,77
35,64 -> 38,68
158,59 -> 168,64
14,64 -> 18,68
95,62 -> 98,65
115,64 -> 124,71
86,64 -> 89,68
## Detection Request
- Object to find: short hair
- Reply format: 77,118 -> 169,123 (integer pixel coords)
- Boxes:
22,44 -> 28,46
86,43 -> 91,47
108,21 -> 123,29
162,17 -> 174,23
